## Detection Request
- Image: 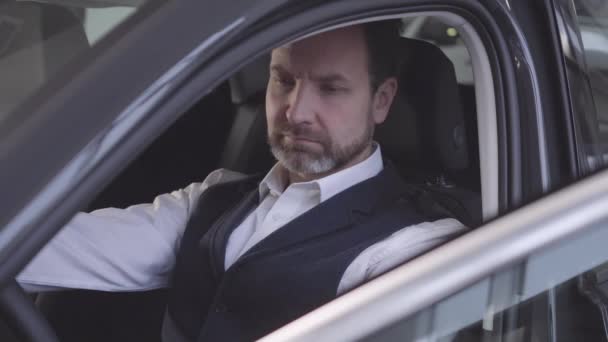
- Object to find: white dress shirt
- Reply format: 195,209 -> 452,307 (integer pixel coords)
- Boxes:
18,145 -> 466,295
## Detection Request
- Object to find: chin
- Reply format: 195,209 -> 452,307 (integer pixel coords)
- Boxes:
273,147 -> 337,175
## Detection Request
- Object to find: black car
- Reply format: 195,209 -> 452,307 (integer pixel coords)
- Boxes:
1,0 -> 608,341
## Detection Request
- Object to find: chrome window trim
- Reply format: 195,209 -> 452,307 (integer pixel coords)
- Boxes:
261,168 -> 608,342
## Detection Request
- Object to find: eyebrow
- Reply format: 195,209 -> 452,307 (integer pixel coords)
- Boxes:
313,73 -> 349,84
270,65 -> 350,84
270,65 -> 290,75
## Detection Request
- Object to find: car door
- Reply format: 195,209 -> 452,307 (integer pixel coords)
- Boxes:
0,0 -> 578,340
259,1 -> 608,340
260,166 -> 608,342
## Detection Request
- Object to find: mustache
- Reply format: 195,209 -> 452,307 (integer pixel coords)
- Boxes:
274,124 -> 326,142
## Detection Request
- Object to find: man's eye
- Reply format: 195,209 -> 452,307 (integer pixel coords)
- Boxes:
273,76 -> 294,88
320,84 -> 343,94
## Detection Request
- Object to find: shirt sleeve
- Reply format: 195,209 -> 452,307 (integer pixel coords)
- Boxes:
337,218 -> 468,295
17,169 -> 244,292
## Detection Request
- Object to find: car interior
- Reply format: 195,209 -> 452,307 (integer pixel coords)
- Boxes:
21,15 -> 483,342
10,2 -> 604,341
1,2 -> 486,340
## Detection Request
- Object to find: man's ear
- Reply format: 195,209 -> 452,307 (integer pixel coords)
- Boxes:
371,77 -> 398,124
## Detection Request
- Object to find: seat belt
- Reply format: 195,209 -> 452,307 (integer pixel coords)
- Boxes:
406,181 -> 479,229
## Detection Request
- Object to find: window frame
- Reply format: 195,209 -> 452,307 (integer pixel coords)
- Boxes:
553,0 -> 608,176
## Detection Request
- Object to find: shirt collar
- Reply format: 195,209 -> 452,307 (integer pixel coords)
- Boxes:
258,143 -> 384,202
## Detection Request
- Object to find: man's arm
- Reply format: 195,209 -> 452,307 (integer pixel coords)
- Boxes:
337,218 -> 468,295
17,169 -> 245,292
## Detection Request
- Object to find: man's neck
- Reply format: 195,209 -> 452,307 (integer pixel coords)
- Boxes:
287,144 -> 374,184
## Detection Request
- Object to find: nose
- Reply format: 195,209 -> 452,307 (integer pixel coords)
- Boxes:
286,82 -> 315,125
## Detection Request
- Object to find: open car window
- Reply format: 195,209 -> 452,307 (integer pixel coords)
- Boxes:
4,0 -> 553,336
14,12 -> 494,341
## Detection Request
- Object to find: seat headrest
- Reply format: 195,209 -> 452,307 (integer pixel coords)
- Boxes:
223,55 -> 273,174
375,37 -> 469,180
229,55 -> 270,104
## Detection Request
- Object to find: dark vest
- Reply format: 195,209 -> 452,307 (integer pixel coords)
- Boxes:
163,166 -> 448,342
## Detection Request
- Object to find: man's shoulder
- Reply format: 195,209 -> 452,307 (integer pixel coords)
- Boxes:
366,217 -> 468,274
338,218 -> 468,294
202,168 -> 252,188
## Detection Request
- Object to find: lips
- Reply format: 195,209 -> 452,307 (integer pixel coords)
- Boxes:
283,134 -> 320,144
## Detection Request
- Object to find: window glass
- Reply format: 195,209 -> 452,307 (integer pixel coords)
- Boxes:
0,0 -> 151,126
362,221 -> 608,342
567,1 -> 608,171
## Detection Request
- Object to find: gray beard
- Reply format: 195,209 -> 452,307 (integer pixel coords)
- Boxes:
270,145 -> 338,174
269,120 -> 374,176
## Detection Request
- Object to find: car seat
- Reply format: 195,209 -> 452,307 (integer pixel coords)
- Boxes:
219,56 -> 275,174
376,37 -> 481,226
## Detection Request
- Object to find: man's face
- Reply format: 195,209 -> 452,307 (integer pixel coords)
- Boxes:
266,25 -> 396,179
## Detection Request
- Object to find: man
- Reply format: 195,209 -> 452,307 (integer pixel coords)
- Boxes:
18,21 -> 466,341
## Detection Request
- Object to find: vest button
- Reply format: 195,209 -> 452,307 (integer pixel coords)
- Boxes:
215,304 -> 228,313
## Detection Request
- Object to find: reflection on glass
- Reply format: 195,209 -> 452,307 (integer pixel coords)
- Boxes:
362,223 -> 608,342
0,0 -> 147,125
573,0 -> 608,169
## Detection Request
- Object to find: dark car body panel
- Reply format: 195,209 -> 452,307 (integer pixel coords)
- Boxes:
0,0 -> 602,340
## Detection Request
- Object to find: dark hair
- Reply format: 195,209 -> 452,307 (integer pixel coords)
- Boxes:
362,20 -> 403,91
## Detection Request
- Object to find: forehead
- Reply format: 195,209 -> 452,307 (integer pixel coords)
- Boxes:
270,26 -> 369,77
